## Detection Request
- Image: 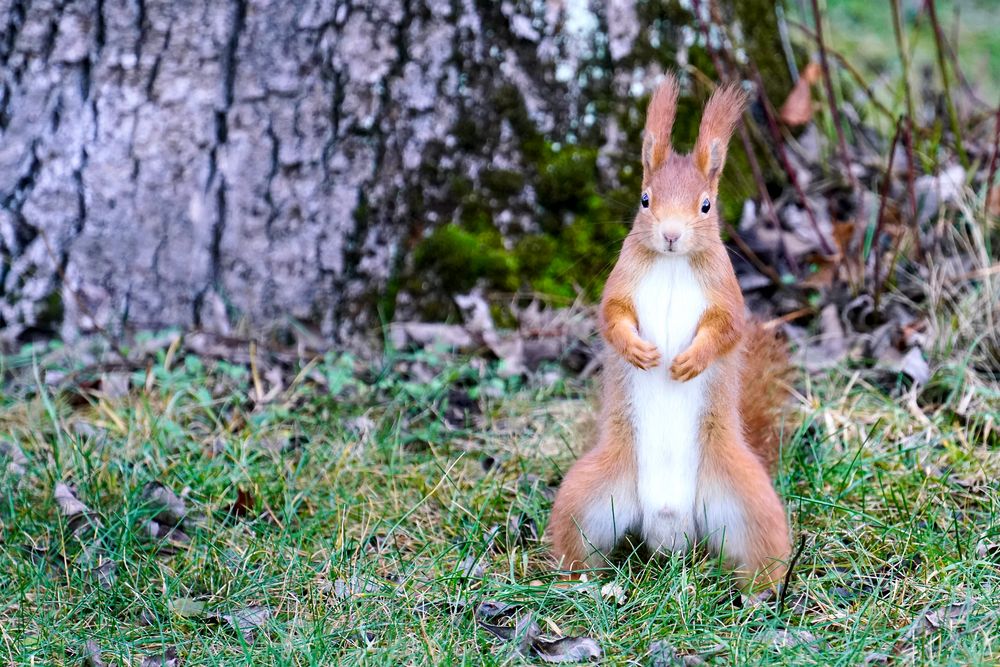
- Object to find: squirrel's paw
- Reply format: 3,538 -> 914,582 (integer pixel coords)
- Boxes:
623,338 -> 661,370
670,347 -> 709,381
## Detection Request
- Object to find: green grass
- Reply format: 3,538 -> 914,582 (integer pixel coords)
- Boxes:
1,334 -> 998,665
799,0 -> 1000,109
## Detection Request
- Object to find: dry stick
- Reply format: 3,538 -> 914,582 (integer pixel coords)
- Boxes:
808,0 -> 855,191
891,0 -> 916,137
692,0 -> 783,285
872,117 -> 904,313
789,20 -> 895,123
891,4 -> 926,262
902,121 -> 924,262
778,534 -> 808,615
925,0 -> 968,168
748,64 -> 836,257
984,104 -> 1000,220
708,0 -> 834,263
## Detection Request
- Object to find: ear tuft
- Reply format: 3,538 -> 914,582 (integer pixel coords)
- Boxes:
641,73 -> 680,181
693,83 -> 748,183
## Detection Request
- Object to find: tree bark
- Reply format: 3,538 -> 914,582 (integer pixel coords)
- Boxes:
0,0 -> 786,345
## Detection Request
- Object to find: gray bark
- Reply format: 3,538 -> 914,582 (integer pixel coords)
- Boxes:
0,0 -> 702,344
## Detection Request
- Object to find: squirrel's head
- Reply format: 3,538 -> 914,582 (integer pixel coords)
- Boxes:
633,74 -> 748,256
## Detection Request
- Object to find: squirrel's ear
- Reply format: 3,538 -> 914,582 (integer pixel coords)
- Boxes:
693,83 -> 748,184
642,74 -> 680,182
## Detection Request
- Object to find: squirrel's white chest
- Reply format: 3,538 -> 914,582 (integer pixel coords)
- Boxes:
628,257 -> 710,551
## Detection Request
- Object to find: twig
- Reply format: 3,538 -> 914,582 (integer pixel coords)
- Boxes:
891,0 -> 916,135
778,534 -> 808,615
692,0 -> 784,284
722,220 -> 782,285
872,117 -> 905,313
762,306 -> 815,331
748,64 -> 835,257
945,263 -> 1000,284
809,0 -> 855,189
925,0 -> 968,167
789,20 -> 896,123
902,120 -> 924,262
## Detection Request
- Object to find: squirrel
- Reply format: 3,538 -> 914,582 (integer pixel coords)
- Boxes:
548,74 -> 792,592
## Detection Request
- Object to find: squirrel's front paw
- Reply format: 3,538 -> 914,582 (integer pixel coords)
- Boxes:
623,338 -> 661,370
670,347 -> 709,381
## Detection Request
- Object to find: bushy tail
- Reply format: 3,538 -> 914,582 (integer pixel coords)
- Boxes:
740,321 -> 793,473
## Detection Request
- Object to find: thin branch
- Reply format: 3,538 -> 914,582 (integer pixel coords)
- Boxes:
873,117 -> 905,313
748,64 -> 836,257
790,19 -> 896,123
902,120 -> 924,262
778,534 -> 808,615
692,0 -> 784,284
809,0 -> 855,189
925,0 -> 968,167
891,0 -> 916,134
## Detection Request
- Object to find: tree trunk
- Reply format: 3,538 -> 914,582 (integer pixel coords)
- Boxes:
0,0 -> 788,346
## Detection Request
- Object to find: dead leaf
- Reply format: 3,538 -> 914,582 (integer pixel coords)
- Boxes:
93,559 -> 116,589
648,640 -> 708,666
0,440 -> 28,476
904,600 -> 975,638
54,482 -> 101,537
793,304 -> 848,371
898,347 -> 930,385
99,372 -> 130,398
389,322 -> 475,351
479,612 -> 602,663
54,482 -> 91,518
507,512 -> 538,545
169,597 -> 207,618
756,627 -> 818,649
476,600 -> 518,622
140,483 -> 187,526
140,647 -> 179,667
533,634 -> 603,663
915,165 -> 966,226
599,582 -> 626,605
215,605 -> 271,635
780,62 -> 822,126
332,576 -> 380,600
224,487 -> 257,520
457,554 -> 486,579
80,639 -> 106,667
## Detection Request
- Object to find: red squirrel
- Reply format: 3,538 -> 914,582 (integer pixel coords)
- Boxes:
548,74 -> 792,592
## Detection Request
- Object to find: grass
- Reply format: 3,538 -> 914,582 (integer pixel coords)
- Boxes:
1,318 -> 998,665
799,0 -> 1000,106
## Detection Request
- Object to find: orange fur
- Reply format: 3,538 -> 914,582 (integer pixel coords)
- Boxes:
740,323 -> 792,472
642,73 -> 680,180
549,76 -> 792,592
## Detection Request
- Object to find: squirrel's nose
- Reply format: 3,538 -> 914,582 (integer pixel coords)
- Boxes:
662,230 -> 681,245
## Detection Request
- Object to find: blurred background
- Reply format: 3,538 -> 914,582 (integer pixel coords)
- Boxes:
3,3 -> 1000,663
0,0 -> 997,373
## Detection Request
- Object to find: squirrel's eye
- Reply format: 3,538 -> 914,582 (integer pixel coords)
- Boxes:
641,193 -> 650,208
700,198 -> 711,214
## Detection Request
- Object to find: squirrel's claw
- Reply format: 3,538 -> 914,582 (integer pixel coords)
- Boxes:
623,338 -> 661,370
670,347 -> 708,381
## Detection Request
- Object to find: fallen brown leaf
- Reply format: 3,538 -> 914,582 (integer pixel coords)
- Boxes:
780,62 -> 822,126
140,647 -> 179,667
